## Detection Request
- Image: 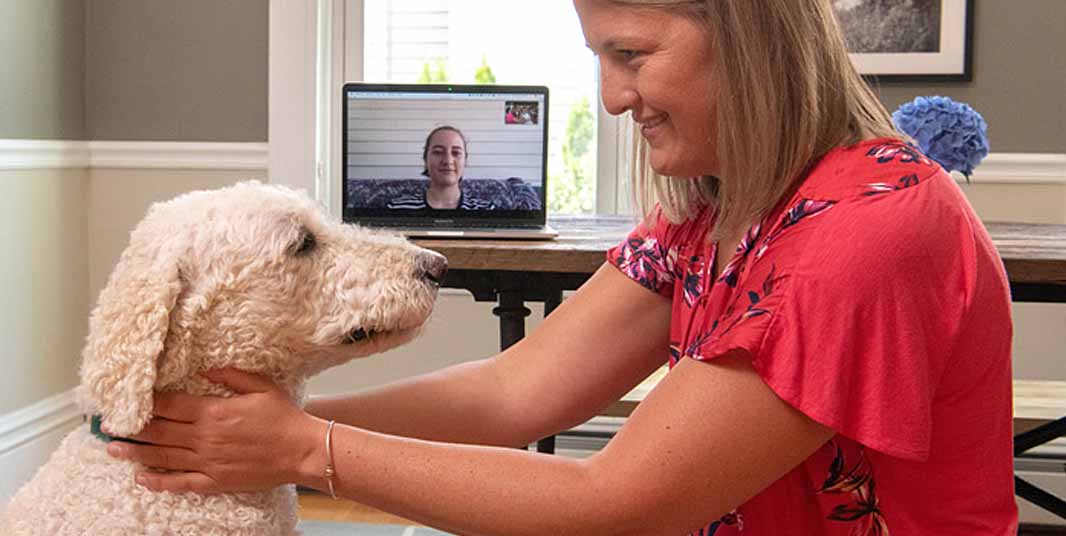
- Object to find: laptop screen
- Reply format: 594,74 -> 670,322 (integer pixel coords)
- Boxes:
342,83 -> 549,228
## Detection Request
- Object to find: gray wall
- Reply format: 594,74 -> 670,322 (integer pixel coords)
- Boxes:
0,0 -> 86,140
85,0 -> 268,142
872,0 -> 1066,153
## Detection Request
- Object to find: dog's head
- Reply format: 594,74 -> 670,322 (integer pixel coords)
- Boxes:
80,181 -> 444,436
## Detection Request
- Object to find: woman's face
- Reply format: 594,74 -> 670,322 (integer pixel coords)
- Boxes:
575,0 -> 720,177
425,130 -> 466,187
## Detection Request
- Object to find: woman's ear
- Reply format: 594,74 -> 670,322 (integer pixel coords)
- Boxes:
79,205 -> 184,437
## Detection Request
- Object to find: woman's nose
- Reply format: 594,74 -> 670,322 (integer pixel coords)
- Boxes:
599,64 -> 637,116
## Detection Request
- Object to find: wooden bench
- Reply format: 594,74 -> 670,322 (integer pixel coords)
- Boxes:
1014,380 -> 1066,436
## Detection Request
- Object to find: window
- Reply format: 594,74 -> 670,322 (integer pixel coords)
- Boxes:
360,0 -> 601,214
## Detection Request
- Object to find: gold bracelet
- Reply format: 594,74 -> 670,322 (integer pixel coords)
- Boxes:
324,420 -> 338,500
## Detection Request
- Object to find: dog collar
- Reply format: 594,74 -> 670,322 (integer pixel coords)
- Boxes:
89,415 -> 148,445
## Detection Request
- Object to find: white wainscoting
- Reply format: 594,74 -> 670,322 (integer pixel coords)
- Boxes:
0,389 -> 81,503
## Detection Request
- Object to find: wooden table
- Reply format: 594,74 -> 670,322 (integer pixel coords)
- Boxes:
414,215 -> 1066,518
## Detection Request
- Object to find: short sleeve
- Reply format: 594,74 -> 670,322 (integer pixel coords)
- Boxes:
695,180 -> 976,461
607,208 -> 683,298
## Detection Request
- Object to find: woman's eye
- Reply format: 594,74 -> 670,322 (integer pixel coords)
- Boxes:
294,231 -> 317,256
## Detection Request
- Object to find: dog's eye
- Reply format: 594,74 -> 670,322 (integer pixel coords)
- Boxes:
293,231 -> 317,256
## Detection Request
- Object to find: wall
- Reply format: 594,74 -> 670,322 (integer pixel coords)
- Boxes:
0,0 -> 85,140
872,0 -> 1066,153
85,0 -> 268,142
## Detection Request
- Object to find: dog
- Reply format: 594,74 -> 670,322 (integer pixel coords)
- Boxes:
2,181 -> 444,535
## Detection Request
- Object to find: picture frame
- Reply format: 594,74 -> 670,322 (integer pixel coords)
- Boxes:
834,0 -> 974,82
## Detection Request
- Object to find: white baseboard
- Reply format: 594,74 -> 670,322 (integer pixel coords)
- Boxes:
0,140 -> 268,171
0,389 -> 82,503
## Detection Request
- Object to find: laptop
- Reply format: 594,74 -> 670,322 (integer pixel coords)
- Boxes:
342,82 -> 557,239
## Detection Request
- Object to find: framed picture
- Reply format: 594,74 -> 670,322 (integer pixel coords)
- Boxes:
833,0 -> 974,81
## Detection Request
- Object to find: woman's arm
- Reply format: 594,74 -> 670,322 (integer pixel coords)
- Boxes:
306,263 -> 673,447
111,268 -> 833,535
117,348 -> 832,536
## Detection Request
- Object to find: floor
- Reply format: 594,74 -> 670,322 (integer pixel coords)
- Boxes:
299,491 -> 419,526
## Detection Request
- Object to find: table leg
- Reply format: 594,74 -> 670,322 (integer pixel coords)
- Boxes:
492,289 -> 531,351
536,289 -> 565,455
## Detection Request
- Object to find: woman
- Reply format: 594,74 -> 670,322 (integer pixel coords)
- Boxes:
388,125 -> 493,210
109,1 -> 1017,534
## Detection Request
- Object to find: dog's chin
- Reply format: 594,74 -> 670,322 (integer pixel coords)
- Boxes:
315,326 -> 423,365
350,326 -> 422,355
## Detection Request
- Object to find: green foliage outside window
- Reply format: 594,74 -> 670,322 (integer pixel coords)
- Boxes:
474,56 -> 497,84
549,96 -> 595,214
417,58 -> 450,83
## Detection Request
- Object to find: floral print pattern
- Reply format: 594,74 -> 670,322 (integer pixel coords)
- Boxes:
818,442 -> 889,536
613,235 -> 679,294
756,199 -> 836,259
864,173 -> 921,196
697,510 -> 744,535
865,141 -> 931,166
603,138 -> 971,535
719,222 -> 762,288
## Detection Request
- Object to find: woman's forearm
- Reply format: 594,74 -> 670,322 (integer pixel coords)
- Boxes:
294,418 -> 639,536
306,359 -> 536,447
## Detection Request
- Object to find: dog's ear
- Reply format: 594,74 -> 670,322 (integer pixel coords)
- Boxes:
80,207 -> 184,437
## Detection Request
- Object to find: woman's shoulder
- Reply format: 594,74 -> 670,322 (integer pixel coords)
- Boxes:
797,137 -> 945,202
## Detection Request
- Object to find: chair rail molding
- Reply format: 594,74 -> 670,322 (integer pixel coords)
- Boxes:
0,139 -> 90,170
0,140 -> 268,170
88,141 -> 268,170
963,153 -> 1066,184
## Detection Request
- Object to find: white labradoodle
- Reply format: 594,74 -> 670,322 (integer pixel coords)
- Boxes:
2,181 -> 445,535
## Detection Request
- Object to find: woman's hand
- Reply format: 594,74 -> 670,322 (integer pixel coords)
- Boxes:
105,368 -> 324,494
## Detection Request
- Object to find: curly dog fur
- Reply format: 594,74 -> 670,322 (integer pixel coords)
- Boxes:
3,181 -> 443,535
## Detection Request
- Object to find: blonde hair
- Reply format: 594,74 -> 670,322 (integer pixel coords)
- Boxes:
614,0 -> 901,239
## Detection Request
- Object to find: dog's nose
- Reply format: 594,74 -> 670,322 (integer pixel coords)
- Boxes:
418,250 -> 448,285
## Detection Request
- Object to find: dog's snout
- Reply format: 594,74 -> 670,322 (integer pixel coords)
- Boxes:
418,250 -> 448,285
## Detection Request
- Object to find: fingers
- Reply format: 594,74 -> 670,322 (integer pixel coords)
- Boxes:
107,441 -> 198,473
150,391 -> 211,423
135,470 -> 219,494
202,367 -> 276,395
129,418 -> 197,448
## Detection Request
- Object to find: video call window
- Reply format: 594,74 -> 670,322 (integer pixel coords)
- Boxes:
344,91 -> 546,212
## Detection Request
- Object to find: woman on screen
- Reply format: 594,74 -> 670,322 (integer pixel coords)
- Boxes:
387,125 -> 493,210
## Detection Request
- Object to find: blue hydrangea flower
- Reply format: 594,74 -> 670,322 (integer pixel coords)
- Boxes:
892,96 -> 990,178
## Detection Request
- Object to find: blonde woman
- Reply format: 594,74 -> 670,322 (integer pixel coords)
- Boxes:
110,1 -> 1016,534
